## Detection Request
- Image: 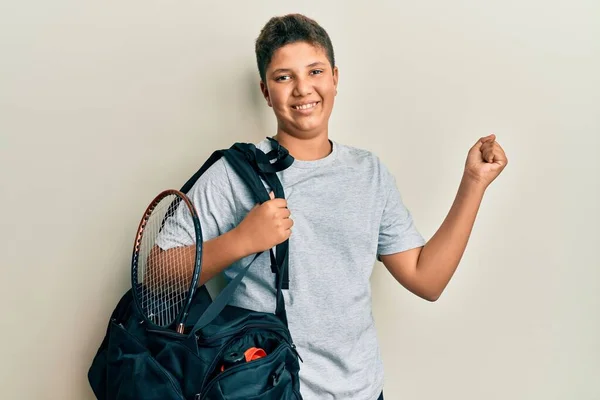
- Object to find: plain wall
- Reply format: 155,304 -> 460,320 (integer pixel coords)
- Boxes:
1,1 -> 599,399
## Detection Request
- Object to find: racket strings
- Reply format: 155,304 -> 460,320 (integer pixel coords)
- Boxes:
136,194 -> 196,328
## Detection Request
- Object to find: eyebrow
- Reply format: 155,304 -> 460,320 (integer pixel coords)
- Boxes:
271,61 -> 327,75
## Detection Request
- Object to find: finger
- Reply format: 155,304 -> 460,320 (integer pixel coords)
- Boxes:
265,199 -> 287,211
492,142 -> 507,159
284,218 -> 294,230
492,146 -> 508,166
269,191 -> 275,200
470,133 -> 495,152
480,143 -> 495,162
276,208 -> 291,219
283,228 -> 292,240
280,208 -> 292,219
480,133 -> 496,143
268,198 -> 288,208
480,141 -> 494,152
483,142 -> 508,164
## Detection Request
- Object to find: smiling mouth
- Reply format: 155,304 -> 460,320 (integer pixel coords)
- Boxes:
292,101 -> 319,110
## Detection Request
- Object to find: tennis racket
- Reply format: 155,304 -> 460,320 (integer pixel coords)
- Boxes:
131,189 -> 203,333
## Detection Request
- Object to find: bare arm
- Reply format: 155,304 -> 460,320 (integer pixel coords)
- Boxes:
380,176 -> 485,301
147,192 -> 292,287
147,228 -> 253,287
380,134 -> 507,301
199,228 -> 254,285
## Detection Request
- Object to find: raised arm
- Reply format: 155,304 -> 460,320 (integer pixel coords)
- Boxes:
380,134 -> 508,301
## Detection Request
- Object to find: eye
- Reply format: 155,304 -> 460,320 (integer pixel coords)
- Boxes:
275,75 -> 291,82
310,69 -> 324,76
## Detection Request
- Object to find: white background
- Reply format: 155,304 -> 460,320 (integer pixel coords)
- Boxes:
1,1 -> 599,399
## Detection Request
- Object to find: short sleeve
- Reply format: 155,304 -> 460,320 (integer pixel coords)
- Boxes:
155,159 -> 237,250
377,168 -> 426,258
155,198 -> 197,250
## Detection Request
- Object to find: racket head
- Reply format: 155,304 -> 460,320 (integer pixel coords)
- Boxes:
131,189 -> 203,331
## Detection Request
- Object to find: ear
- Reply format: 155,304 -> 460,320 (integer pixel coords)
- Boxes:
260,80 -> 272,107
332,66 -> 339,96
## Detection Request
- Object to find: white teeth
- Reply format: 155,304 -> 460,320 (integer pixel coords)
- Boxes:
294,102 -> 317,110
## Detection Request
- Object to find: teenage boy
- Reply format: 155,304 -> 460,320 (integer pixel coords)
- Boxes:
161,13 -> 507,400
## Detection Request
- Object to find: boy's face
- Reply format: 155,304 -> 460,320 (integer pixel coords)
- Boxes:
260,41 -> 338,139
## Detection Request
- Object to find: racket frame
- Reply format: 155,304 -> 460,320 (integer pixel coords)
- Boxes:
131,189 -> 203,334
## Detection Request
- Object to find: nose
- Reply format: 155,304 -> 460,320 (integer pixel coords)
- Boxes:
292,76 -> 312,97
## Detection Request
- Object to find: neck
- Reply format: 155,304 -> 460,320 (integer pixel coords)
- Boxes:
273,131 -> 332,161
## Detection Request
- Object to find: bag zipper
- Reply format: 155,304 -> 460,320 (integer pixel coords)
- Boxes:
198,324 -> 280,388
146,328 -> 186,339
201,322 -> 302,362
196,322 -> 302,397
198,342 -> 289,400
148,322 -> 302,361
196,322 -> 289,343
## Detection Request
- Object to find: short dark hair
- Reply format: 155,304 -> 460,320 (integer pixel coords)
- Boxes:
255,14 -> 335,83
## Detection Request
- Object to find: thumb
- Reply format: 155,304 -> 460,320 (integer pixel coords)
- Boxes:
480,133 -> 496,145
471,133 -> 496,152
269,191 -> 275,200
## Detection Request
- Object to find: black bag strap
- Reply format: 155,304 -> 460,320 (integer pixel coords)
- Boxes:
189,252 -> 263,336
260,139 -> 293,291
225,143 -> 292,291
245,136 -> 294,173
183,140 -> 293,334
183,139 -> 292,291
180,150 -> 224,195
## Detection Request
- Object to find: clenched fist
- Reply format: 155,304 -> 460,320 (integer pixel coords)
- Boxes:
464,133 -> 508,188
235,192 -> 293,254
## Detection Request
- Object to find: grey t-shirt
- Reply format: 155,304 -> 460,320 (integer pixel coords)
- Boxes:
158,138 -> 425,400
